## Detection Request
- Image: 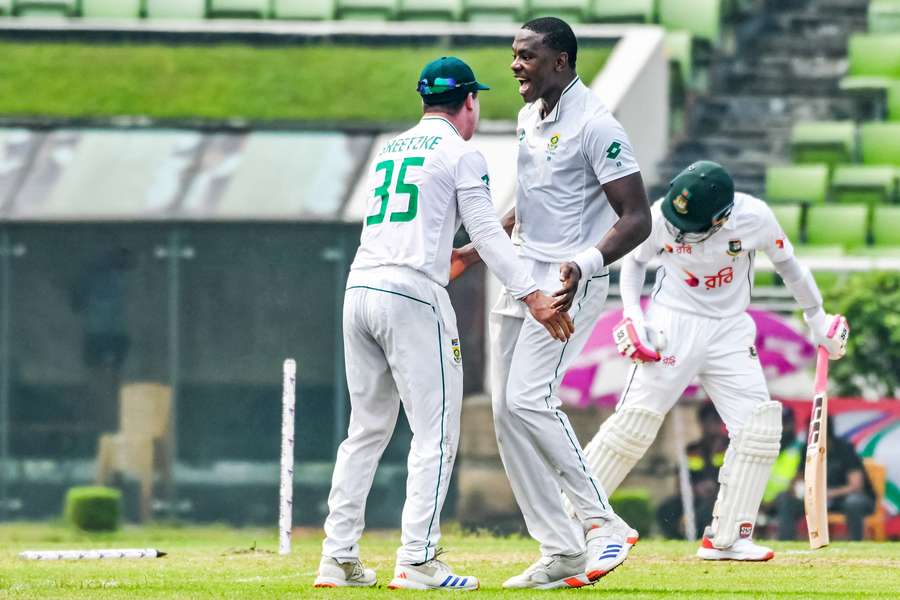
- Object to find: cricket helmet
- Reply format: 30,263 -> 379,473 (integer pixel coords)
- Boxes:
661,161 -> 735,242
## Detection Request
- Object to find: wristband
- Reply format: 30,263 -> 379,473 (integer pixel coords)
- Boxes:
572,247 -> 605,279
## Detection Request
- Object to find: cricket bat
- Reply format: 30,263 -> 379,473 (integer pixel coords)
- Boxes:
804,345 -> 831,549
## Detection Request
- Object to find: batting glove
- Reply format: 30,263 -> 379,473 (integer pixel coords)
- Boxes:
804,311 -> 850,360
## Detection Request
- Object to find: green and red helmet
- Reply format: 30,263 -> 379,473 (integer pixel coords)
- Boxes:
661,161 -> 735,242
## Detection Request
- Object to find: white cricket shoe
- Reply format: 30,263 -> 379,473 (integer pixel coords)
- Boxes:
696,536 -> 775,561
388,553 -> 479,591
313,556 -> 377,587
502,553 -> 593,589
584,516 -> 639,581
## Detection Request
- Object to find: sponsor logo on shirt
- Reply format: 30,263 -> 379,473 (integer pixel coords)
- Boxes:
662,355 -> 677,367
703,266 -> 734,289
517,129 -> 526,142
749,345 -> 758,359
682,269 -> 700,287
665,243 -> 691,254
606,141 -> 622,159
775,239 -> 784,249
727,239 -> 742,256
481,174 -> 490,188
673,189 -> 690,214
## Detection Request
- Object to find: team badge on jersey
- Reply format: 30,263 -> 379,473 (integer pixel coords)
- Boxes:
727,239 -> 742,256
451,338 -> 462,364
673,189 -> 690,214
546,133 -> 561,161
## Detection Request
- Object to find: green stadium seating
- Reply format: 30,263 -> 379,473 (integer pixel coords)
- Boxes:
145,0 -> 208,19
872,205 -> 900,246
765,164 -> 829,204
529,0 -> 589,23
805,204 -> 869,249
831,165 -> 898,205
80,0 -> 141,18
464,0 -> 526,22
860,122 -> 900,166
13,0 -> 76,16
398,0 -> 462,21
768,203 -> 802,243
790,121 -> 857,170
841,34 -> 900,93
658,0 -> 723,46
209,0 -> 269,18
869,0 -> 900,33
589,0 -> 655,23
273,0 -> 335,19
337,0 -> 398,20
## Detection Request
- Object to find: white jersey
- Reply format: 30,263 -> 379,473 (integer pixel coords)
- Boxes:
352,116 -> 491,287
515,77 -> 641,263
636,192 -> 794,318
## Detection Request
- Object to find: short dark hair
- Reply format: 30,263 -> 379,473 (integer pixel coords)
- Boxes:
522,16 -> 578,69
423,92 -> 476,116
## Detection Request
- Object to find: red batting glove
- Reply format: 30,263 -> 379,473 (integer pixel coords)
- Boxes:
613,317 -> 662,363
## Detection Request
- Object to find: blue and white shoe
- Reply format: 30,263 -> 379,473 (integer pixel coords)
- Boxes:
585,517 -> 639,581
388,552 -> 478,591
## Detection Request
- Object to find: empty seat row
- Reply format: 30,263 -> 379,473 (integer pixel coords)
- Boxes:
770,203 -> 900,249
790,121 -> 900,169
868,0 -> 900,34
0,0 -> 721,40
841,33 -> 900,94
766,163 -> 899,206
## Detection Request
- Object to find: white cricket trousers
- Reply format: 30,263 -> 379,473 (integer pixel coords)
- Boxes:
491,261 -> 615,558
618,304 -> 770,431
322,266 -> 463,566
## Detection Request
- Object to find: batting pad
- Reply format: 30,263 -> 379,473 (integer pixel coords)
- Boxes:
583,407 -> 665,493
711,400 -> 781,548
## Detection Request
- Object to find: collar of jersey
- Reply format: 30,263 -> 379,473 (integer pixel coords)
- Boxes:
421,116 -> 461,137
539,76 -> 580,124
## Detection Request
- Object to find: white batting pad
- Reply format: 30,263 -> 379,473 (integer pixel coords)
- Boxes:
583,406 -> 665,493
711,400 -> 782,548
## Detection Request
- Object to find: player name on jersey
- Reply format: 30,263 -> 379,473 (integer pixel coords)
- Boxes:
379,135 -> 443,155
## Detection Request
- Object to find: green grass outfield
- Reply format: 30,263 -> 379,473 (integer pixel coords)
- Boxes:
0,43 -> 610,123
1,523 -> 899,599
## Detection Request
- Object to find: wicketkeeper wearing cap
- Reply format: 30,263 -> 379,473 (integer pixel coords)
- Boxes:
579,160 -> 850,560
315,56 -> 574,590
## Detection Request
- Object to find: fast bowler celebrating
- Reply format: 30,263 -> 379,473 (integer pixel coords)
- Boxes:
315,56 -> 573,590
453,17 -> 652,588
582,160 -> 849,560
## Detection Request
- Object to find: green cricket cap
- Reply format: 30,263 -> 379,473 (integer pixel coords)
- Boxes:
661,161 -> 735,233
417,56 -> 490,105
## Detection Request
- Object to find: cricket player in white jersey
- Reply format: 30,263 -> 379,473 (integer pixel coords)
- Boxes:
452,17 -> 652,588
580,160 -> 850,560
314,56 -> 574,591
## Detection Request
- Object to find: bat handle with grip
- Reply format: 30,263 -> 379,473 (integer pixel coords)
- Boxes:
814,345 -> 829,395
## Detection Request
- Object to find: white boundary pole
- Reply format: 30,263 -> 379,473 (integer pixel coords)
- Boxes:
279,359 -> 296,556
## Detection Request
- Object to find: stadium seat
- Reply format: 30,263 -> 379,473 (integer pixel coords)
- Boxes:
208,0 -> 270,19
869,0 -> 900,33
872,205 -> 900,246
790,121 -> 857,170
398,0 -> 462,21
658,0 -> 723,46
145,0 -> 208,19
860,122 -> 900,166
805,205 -> 869,249
768,203 -> 802,243
831,166 -> 898,205
13,0 -> 76,17
464,0 -> 526,22
589,0 -> 655,23
765,164 -> 829,204
80,0 -> 141,18
841,34 -> 900,93
273,0 -> 335,20
529,0 -> 589,23
337,0 -> 398,20
889,80 -> 900,122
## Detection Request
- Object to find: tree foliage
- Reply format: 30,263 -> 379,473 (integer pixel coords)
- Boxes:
822,271 -> 900,397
